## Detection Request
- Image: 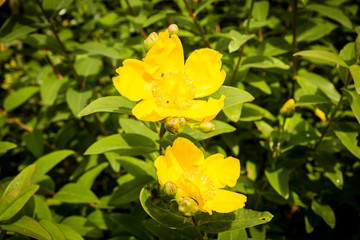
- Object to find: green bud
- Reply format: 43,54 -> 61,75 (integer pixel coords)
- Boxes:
178,197 -> 199,217
168,24 -> 179,36
355,34 -> 360,63
164,116 -> 186,135
144,32 -> 158,52
163,181 -> 178,197
198,121 -> 215,134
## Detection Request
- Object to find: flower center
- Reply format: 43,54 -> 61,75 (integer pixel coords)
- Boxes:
152,71 -> 196,110
183,170 -> 216,201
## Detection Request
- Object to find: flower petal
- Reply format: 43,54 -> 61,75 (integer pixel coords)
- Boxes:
154,155 -> 183,187
204,154 -> 240,188
185,48 -> 226,98
144,30 -> 184,79
167,137 -> 204,170
182,95 -> 225,121
202,189 -> 247,214
113,59 -> 153,102
177,175 -> 206,209
132,98 -> 164,122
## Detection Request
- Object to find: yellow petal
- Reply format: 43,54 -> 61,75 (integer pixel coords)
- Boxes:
202,189 -> 247,214
185,48 -> 226,98
204,154 -> 240,188
166,137 -> 204,170
154,155 -> 183,187
132,98 -> 164,122
177,175 -> 206,209
113,59 -> 153,102
144,30 -> 184,79
182,95 -> 225,121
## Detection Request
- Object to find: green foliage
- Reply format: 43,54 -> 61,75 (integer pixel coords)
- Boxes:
0,0 -> 360,239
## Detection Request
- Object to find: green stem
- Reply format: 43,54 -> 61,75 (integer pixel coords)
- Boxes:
124,0 -> 147,38
291,0 -> 298,98
313,73 -> 351,151
158,121 -> 166,153
191,216 -> 204,240
229,0 -> 255,86
273,117 -> 286,167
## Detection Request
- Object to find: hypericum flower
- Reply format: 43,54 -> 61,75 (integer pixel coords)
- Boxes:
113,30 -> 226,122
154,137 -> 247,215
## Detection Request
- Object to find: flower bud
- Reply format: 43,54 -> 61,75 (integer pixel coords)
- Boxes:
144,32 -> 158,52
198,121 -> 215,134
168,24 -> 179,36
315,108 -> 327,123
280,99 -> 295,118
164,116 -> 185,135
163,181 -> 178,197
178,197 -> 199,216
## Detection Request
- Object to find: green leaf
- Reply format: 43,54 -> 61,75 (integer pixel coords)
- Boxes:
311,201 -> 336,229
110,213 -> 152,239
40,77 -> 63,106
40,219 -> 66,240
239,103 -> 276,121
140,187 -> 194,230
344,89 -> 360,124
78,96 -> 136,117
180,120 -> 236,141
0,185 -> 39,222
108,175 -> 154,206
32,150 -> 74,183
75,42 -> 122,59
66,89 -> 92,118
23,130 -> 44,157
296,18 -> 337,43
196,208 -> 273,233
43,0 -> 73,18
294,50 -> 348,67
265,167 -> 289,199
306,4 -> 352,29
245,73 -> 272,95
223,104 -> 243,122
75,57 -> 101,80
0,216 -> 52,240
84,133 -> 157,156
295,95 -> 331,106
61,216 -> 103,238
144,219 -> 199,240
143,12 -> 166,27
252,1 -> 269,22
333,123 -> 360,159
228,30 -> 255,53
119,118 -> 158,142
58,224 -> 84,240
241,56 -> 290,69
194,0 -> 215,15
316,153 -> 343,189
218,229 -> 248,240
3,164 -> 36,197
3,86 -> 39,112
349,64 -> 360,94
24,34 -> 63,55
0,15 -> 37,45
77,162 -> 109,189
111,155 -> 156,179
209,86 -> 254,109
53,183 -> 99,204
0,141 -> 17,154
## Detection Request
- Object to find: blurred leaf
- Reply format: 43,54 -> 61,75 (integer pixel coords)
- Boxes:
180,120 -> 236,141
0,185 -> 39,222
333,123 -> 360,159
0,141 -> 16,154
245,73 -> 272,95
296,18 -> 337,43
75,42 -> 122,59
58,224 -> 84,240
113,156 -> 156,179
295,95 -> 331,106
252,1 -> 269,21
311,201 -> 336,229
78,96 -> 135,117
3,86 -> 39,112
223,104 -> 243,122
61,216 -> 103,238
3,164 -> 36,197
265,167 -> 289,199
228,30 -> 255,53
242,56 -> 290,69
0,15 -> 37,45
43,0 -> 73,18
32,150 -> 74,183
143,12 -> 166,27
344,89 -> 360,124
294,50 -> 348,67
40,219 -> 66,240
196,208 -> 273,233
34,195 -> 52,221
144,219 -> 200,240
0,216 -> 51,240
218,229 -> 248,239
307,4 -> 352,29
23,130 -> 44,158
110,213 -> 152,239
84,133 -> 157,155
256,37 -> 292,56
194,0 -> 215,15
53,183 -> 99,204
109,175 -> 154,206
75,57 -> 101,80
24,34 -> 62,54
316,153 -> 344,189
209,86 -> 254,109
66,89 -> 92,118
349,64 -> 360,94
119,118 -> 158,142
77,162 -> 108,189
40,77 -> 63,106
239,103 -> 276,121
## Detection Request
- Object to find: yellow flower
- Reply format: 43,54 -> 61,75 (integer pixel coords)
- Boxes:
154,137 -> 247,215
315,108 -> 327,122
113,30 -> 226,122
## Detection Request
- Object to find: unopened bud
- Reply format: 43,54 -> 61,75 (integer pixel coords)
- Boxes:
198,121 -> 215,134
280,99 -> 295,118
168,24 -> 179,36
144,32 -> 158,52
315,108 -> 327,123
163,182 -> 178,197
164,116 -> 185,135
178,197 -> 198,216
